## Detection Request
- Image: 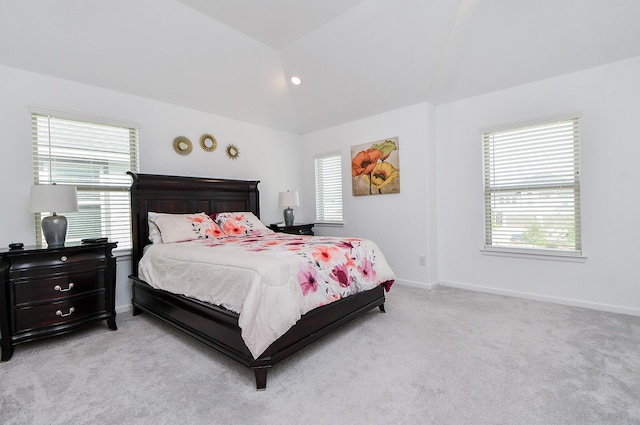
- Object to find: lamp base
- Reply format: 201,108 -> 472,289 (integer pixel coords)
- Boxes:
283,208 -> 294,227
42,213 -> 68,247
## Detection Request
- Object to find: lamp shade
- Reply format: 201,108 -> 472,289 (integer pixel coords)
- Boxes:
279,191 -> 299,207
30,184 -> 79,213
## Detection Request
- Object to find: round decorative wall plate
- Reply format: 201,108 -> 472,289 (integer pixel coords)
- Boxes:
199,133 -> 217,152
226,144 -> 240,160
173,136 -> 192,155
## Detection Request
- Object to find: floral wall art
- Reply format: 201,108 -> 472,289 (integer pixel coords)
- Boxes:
351,137 -> 400,196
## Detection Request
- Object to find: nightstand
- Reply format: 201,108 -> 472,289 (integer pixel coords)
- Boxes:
0,241 -> 117,361
269,223 -> 314,236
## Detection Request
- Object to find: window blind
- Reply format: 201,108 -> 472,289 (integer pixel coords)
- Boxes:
32,112 -> 139,249
482,114 -> 581,255
314,154 -> 343,223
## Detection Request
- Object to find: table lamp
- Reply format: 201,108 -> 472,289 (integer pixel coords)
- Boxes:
279,190 -> 299,227
30,184 -> 79,247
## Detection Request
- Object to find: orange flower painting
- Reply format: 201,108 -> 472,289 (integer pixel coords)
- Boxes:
351,137 -> 400,196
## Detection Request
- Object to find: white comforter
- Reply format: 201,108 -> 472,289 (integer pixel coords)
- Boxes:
138,233 -> 395,359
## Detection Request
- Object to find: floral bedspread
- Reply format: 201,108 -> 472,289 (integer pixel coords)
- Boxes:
138,233 -> 395,359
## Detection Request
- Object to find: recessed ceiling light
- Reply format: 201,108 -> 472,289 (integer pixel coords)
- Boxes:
290,76 -> 302,86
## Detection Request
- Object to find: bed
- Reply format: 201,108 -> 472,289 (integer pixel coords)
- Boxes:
127,172 -> 394,390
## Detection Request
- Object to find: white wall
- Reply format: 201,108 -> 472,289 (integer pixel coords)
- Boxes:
0,65 -> 302,313
435,57 -> 640,315
4,56 -> 639,317
301,103 -> 436,287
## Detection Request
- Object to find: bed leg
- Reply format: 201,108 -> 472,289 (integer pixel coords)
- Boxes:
378,303 -> 386,313
132,305 -> 143,316
253,366 -> 270,391
1,344 -> 14,361
107,317 -> 118,330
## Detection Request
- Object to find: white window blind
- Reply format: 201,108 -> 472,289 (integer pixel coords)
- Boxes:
482,114 -> 581,255
314,153 -> 343,223
32,111 -> 139,249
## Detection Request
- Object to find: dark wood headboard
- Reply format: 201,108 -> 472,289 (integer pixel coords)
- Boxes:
127,172 -> 260,276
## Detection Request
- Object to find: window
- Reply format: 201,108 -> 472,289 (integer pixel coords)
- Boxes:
314,153 -> 343,223
31,109 -> 139,249
482,114 -> 581,256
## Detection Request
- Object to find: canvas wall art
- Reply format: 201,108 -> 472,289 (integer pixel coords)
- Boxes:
351,137 -> 400,196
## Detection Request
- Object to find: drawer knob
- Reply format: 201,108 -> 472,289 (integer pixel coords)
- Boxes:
60,256 -> 68,262
56,307 -> 75,317
54,283 -> 75,292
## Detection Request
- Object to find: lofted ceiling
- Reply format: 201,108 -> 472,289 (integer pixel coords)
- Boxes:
1,0 -> 639,134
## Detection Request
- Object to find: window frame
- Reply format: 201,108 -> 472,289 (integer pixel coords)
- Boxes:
481,113 -> 584,260
30,107 -> 139,251
314,152 -> 344,225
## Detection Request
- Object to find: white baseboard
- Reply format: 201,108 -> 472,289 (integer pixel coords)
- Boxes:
116,304 -> 134,315
393,279 -> 437,290
438,280 -> 640,317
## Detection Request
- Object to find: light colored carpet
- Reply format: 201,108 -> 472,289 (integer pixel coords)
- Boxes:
1,285 -> 639,425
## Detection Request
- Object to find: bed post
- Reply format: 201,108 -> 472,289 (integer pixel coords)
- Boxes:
253,366 -> 270,391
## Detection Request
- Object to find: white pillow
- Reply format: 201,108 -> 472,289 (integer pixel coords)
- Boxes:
147,212 -> 163,243
214,212 -> 272,237
148,212 -> 224,243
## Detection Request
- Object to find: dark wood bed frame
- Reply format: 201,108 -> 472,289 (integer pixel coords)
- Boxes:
127,172 -> 386,390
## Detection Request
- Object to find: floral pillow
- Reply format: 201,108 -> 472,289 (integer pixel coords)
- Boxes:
213,212 -> 272,237
148,212 -> 225,243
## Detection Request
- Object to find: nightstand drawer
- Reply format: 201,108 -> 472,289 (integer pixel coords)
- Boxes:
8,250 -> 106,273
13,269 -> 106,305
291,227 -> 312,235
14,293 -> 107,334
